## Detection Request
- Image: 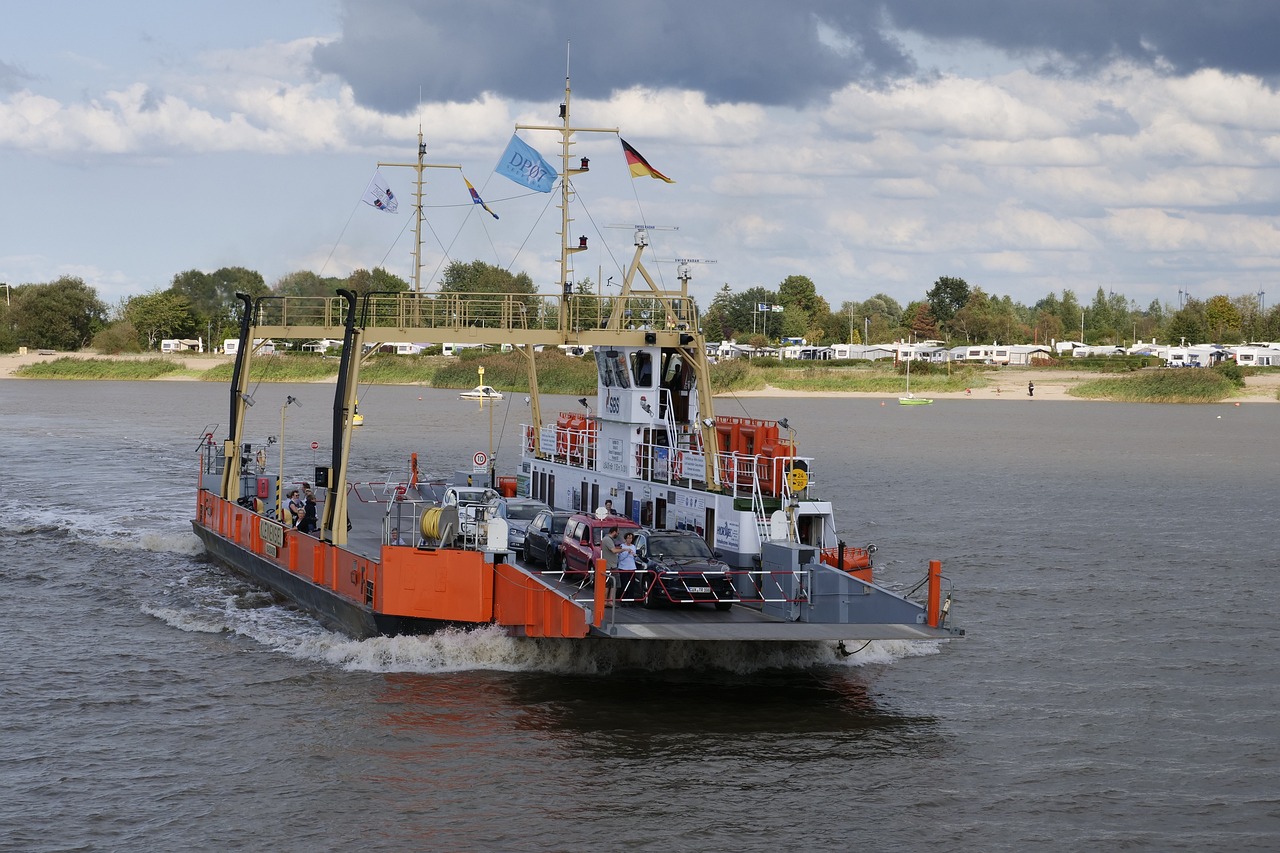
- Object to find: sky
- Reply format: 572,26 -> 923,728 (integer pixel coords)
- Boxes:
3,0 -> 1280,315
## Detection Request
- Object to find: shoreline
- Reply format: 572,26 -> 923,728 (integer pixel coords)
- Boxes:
3,351 -> 1278,402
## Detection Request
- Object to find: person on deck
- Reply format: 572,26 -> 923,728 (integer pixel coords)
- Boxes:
617,532 -> 637,571
300,489 -> 318,535
287,490 -> 304,528
390,527 -> 406,546
601,526 -> 620,571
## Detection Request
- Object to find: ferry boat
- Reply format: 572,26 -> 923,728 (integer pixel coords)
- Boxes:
190,78 -> 962,645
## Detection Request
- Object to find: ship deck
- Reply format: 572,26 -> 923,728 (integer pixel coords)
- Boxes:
333,494 -> 954,643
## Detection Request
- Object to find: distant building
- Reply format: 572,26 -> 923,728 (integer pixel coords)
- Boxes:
1231,344 -> 1280,367
223,339 -> 275,356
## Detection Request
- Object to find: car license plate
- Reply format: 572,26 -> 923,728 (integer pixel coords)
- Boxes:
687,586 -> 711,594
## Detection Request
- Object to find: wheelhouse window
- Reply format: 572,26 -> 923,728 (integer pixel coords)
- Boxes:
630,350 -> 654,387
596,349 -> 631,388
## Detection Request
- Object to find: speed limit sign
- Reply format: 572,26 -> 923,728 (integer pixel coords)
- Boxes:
473,451 -> 488,468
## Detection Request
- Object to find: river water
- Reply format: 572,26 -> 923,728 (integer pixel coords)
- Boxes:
2,379 -> 1277,851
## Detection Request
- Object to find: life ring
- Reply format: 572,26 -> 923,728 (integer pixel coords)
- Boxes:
255,449 -> 266,468
525,425 -> 536,455
671,450 -> 683,480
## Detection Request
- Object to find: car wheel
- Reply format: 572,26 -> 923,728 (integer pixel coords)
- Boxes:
643,577 -> 661,609
547,550 -> 562,575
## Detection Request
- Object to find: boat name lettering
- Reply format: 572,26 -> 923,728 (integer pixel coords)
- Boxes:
715,519 -> 740,549
605,393 -> 621,415
259,518 -> 285,548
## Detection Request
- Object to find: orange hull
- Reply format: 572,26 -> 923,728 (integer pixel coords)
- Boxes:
194,490 -> 589,638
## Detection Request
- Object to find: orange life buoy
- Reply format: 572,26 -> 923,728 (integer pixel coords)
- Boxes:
525,425 -> 536,455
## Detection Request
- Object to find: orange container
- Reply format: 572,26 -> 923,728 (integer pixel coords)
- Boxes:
497,476 -> 517,497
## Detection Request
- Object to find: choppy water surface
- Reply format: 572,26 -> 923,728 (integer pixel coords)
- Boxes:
2,380 -> 1277,851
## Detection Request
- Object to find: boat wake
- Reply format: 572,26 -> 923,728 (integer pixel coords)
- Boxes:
146,569 -> 943,673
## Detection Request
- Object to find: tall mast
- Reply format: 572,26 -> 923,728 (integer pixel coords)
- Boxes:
379,125 -> 462,294
516,69 -> 616,330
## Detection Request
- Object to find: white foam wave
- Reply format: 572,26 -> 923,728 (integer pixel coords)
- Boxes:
93,529 -> 206,555
146,569 -> 946,674
265,624 -> 941,675
142,604 -> 234,634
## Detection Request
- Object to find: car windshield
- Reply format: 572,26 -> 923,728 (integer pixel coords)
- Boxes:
452,489 -> 490,503
648,535 -> 712,559
549,515 -> 570,534
506,504 -> 544,521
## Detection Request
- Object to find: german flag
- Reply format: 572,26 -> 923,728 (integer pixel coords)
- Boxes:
621,138 -> 675,183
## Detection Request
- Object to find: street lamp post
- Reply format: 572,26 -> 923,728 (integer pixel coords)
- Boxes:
478,365 -> 494,487
277,395 -> 300,519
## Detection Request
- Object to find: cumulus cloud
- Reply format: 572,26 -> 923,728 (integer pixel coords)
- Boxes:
884,0 -> 1280,79
314,0 -> 1280,115
312,0 -> 916,110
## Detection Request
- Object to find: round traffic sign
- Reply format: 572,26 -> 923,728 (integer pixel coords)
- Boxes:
311,441 -> 319,450
788,467 -> 809,492
473,451 -> 488,467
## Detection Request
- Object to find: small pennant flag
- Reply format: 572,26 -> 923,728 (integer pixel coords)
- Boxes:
495,134 -> 558,193
465,177 -> 499,220
361,169 -> 398,213
620,138 -> 674,183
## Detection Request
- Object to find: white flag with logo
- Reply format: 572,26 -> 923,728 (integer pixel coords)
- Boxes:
361,169 -> 398,213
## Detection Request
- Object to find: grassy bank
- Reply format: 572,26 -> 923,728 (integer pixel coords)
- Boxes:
1069,368 -> 1239,402
711,358 -> 993,394
7,351 -> 1023,396
14,357 -> 187,380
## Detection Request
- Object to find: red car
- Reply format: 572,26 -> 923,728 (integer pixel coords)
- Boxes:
558,512 -> 642,582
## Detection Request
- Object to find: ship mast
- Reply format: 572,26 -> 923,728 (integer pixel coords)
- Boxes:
378,125 -> 462,293
516,71 -> 616,330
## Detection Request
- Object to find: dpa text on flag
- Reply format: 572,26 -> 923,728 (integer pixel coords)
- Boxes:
495,135 -> 558,193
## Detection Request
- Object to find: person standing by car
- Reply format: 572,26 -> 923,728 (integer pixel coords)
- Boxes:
617,532 -> 637,571
601,526 -> 620,571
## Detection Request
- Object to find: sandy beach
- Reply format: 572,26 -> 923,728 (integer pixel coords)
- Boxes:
3,350 -> 1278,402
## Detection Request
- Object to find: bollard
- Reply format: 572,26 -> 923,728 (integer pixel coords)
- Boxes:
593,557 -> 607,627
927,559 -> 942,627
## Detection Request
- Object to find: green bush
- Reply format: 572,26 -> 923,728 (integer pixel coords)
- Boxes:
1213,360 -> 1245,388
1070,368 -> 1236,402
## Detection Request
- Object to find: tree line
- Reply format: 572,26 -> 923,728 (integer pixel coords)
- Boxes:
3,264 -> 1277,353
